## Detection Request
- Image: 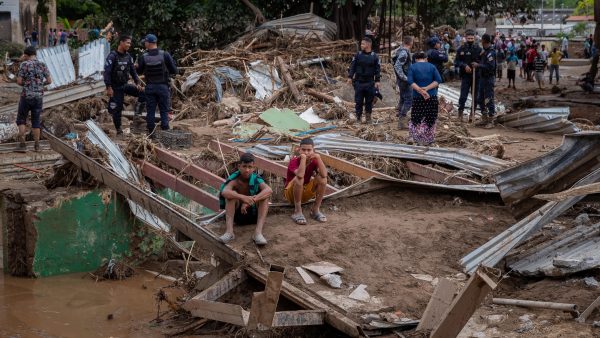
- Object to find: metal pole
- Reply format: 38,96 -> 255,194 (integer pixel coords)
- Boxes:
552,0 -> 556,25
540,0 -> 544,36
493,298 -> 579,315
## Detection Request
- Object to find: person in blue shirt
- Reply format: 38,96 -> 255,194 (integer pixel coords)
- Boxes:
218,152 -> 272,245
407,51 -> 442,146
473,33 -> 496,129
137,34 -> 178,135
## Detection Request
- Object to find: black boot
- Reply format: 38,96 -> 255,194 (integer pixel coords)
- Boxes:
134,102 -> 146,116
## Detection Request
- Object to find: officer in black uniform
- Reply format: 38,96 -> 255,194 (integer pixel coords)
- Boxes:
454,30 -> 482,123
137,34 -> 178,135
348,37 -> 381,124
426,37 -> 448,82
103,34 -> 146,134
473,33 -> 496,128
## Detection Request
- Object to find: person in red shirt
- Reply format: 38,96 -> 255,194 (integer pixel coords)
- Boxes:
284,138 -> 328,225
525,46 -> 538,82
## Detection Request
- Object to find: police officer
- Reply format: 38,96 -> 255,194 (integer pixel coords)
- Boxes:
473,33 -> 496,129
104,34 -> 146,135
393,35 -> 413,129
137,34 -> 178,135
454,30 -> 482,123
426,37 -> 448,82
348,37 -> 381,124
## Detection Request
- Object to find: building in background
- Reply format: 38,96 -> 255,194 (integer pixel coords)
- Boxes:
0,0 -> 57,44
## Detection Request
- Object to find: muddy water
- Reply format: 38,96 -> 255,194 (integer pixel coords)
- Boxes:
0,270 -> 168,338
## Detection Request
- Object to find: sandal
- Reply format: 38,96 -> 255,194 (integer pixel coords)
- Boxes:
310,211 -> 327,223
291,214 -> 307,225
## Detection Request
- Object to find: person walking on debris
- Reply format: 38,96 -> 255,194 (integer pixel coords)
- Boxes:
348,37 -> 381,124
426,36 -> 448,82
406,51 -> 442,146
474,34 -> 496,129
393,35 -> 413,129
15,46 -> 52,152
103,35 -> 146,135
534,53 -> 547,89
548,47 -> 563,85
506,51 -> 518,89
285,138 -> 328,225
454,30 -> 481,123
218,153 -> 272,245
137,34 -> 178,135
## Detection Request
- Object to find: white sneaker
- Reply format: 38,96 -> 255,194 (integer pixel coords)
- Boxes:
219,232 -> 235,244
253,233 -> 268,246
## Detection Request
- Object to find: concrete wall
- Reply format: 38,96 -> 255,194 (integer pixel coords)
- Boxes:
0,0 -> 20,42
0,0 -> 56,44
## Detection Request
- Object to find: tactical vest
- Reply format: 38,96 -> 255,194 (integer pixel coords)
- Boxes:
143,50 -> 168,84
111,52 -> 130,84
355,51 -> 377,82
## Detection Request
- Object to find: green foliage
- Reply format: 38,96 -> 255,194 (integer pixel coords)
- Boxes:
574,0 -> 593,15
36,0 -> 51,22
57,0 -> 101,20
0,40 -> 24,58
573,21 -> 587,35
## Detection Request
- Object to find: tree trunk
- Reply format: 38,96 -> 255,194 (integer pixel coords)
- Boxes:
582,0 -> 600,92
239,0 -> 266,25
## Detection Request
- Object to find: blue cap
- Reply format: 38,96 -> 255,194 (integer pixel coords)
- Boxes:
144,34 -> 157,43
428,37 -> 440,47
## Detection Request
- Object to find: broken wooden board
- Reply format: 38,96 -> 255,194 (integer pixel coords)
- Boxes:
302,261 -> 343,276
430,269 -> 497,338
193,268 -> 247,301
296,266 -> 315,284
416,278 -> 459,332
577,296 -> 600,323
247,265 -> 285,329
348,284 -> 370,302
183,299 -> 250,326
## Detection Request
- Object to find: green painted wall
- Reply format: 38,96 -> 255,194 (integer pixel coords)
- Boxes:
32,190 -> 133,277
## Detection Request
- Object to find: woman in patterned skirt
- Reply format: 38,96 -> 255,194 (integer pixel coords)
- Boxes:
407,51 -> 442,146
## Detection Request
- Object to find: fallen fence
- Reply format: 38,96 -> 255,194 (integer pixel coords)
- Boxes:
496,107 -> 580,134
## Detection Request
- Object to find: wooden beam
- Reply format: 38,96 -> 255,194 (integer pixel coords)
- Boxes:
194,263 -> 231,292
265,79 -> 309,105
405,161 -> 479,185
295,266 -> 315,284
317,151 -> 393,180
245,265 -> 361,337
193,268 -> 247,301
43,131 -> 241,265
276,56 -> 301,102
183,299 -> 250,326
139,161 -> 220,212
577,296 -> 600,323
208,140 -> 338,195
416,278 -> 459,332
272,310 -> 326,327
248,265 -> 285,329
430,268 -> 497,338
154,147 -> 224,190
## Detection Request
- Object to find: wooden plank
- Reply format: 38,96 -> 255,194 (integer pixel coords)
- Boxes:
183,299 -> 249,326
154,147 -> 225,190
416,278 -> 459,332
272,310 -> 326,327
277,56 -> 301,102
430,268 -> 497,338
139,161 -> 220,212
317,151 -> 394,180
245,265 -> 361,337
406,161 -> 479,185
248,265 -> 285,328
296,267 -> 315,284
43,131 -> 241,265
577,296 -> 600,323
194,263 -> 230,292
193,268 -> 247,301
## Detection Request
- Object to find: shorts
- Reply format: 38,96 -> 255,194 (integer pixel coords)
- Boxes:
518,60 -> 523,68
233,204 -> 258,225
535,72 -> 543,82
507,69 -> 516,80
284,178 -> 317,204
17,96 -> 43,128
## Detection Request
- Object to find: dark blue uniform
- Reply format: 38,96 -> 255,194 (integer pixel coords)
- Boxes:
454,42 -> 482,113
103,50 -> 146,131
137,48 -> 178,133
348,51 -> 381,119
477,46 -> 496,116
426,48 -> 448,82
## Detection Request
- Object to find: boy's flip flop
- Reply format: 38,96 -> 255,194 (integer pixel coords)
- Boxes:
291,214 -> 307,225
310,211 -> 327,223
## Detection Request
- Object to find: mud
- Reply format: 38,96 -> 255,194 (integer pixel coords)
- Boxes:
0,271 -> 168,337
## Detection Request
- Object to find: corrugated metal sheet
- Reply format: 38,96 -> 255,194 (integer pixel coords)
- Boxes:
508,223 -> 600,276
496,107 -> 580,134
494,132 -> 600,207
78,38 -> 110,80
292,134 -> 510,177
460,166 -> 600,274
37,44 -> 76,90
438,84 -> 506,114
259,13 -> 337,41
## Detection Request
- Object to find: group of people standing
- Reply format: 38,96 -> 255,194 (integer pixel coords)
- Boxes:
24,29 -> 71,47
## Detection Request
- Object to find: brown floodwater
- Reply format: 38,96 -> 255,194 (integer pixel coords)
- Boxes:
0,270 -> 168,338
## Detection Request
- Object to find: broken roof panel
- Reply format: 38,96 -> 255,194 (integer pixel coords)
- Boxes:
438,85 -> 506,114
259,13 -> 337,41
508,223 -> 600,277
37,44 -> 76,90
77,38 -> 110,80
496,107 -> 580,134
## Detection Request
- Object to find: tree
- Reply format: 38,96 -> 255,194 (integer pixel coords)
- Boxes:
575,0 -> 594,16
580,0 -> 599,92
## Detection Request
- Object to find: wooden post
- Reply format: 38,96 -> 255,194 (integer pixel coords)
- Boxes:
416,278 -> 459,332
276,56 -> 302,102
247,265 -> 285,329
577,296 -> 600,323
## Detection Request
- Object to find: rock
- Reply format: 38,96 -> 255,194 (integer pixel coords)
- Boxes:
349,284 -> 370,302
454,272 -> 468,281
517,314 -> 534,333
411,274 -> 435,283
575,213 -> 591,226
584,277 -> 599,288
220,96 -> 242,114
593,321 -> 600,328
320,273 -> 342,288
485,314 -> 506,326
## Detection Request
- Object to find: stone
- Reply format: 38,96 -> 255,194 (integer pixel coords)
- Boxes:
485,314 -> 506,326
454,272 -> 468,281
584,277 -> 599,288
349,284 -> 370,302
517,314 -> 534,333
